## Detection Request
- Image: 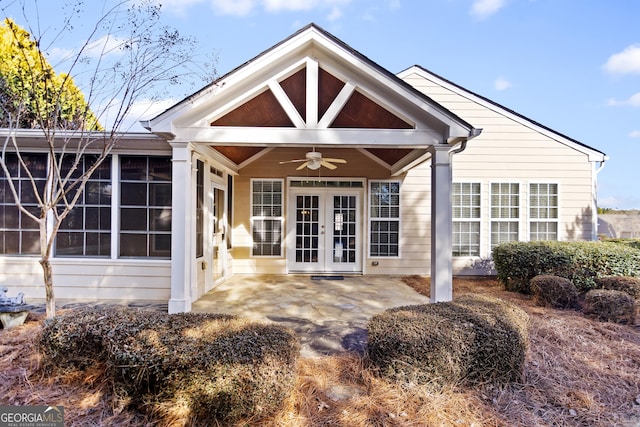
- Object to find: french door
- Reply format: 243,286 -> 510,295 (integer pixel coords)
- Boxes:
287,188 -> 362,273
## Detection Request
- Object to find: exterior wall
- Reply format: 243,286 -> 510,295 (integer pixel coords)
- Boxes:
0,258 -> 170,302
230,147 -> 424,275
401,70 -> 598,274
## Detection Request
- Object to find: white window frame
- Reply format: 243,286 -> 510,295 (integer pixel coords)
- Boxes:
529,182 -> 559,241
490,181 -> 521,249
250,178 -> 284,258
368,180 -> 401,258
452,182 -> 482,257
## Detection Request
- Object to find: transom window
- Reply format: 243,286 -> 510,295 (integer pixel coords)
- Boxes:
251,179 -> 283,257
369,181 -> 400,257
452,182 -> 481,256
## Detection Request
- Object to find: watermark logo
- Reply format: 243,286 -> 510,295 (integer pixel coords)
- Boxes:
0,406 -> 64,427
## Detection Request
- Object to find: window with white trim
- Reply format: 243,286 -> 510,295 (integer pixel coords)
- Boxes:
452,182 -> 481,256
530,183 -> 558,241
490,182 -> 519,248
251,179 -> 283,256
369,181 -> 400,257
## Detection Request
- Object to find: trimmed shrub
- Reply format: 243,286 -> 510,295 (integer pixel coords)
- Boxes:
493,241 -> 640,293
583,289 -> 636,324
530,275 -> 579,309
367,295 -> 529,388
40,307 -> 300,425
594,276 -> 640,300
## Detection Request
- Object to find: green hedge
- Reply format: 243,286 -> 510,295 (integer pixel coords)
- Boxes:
492,241 -> 640,293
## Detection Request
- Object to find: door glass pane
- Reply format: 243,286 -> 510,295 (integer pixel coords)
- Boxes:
295,195 -> 319,263
332,195 -> 357,264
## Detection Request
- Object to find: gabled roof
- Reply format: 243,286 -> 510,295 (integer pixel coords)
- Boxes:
142,24 -> 479,150
398,65 -> 607,162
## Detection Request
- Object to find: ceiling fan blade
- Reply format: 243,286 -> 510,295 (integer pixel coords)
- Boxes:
296,161 -> 310,170
322,158 -> 347,163
320,160 -> 337,170
279,159 -> 306,164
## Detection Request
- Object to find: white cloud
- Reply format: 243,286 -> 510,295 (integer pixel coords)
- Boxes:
155,0 -> 206,16
494,76 -> 511,91
630,130 -> 640,138
470,0 -> 507,19
83,35 -> 128,58
607,92 -> 640,107
327,6 -> 342,21
211,0 -> 256,16
603,44 -> 640,75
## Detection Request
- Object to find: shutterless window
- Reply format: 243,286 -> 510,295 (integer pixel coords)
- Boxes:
530,183 -> 558,241
251,179 -> 283,256
0,153 -> 46,255
369,181 -> 400,257
452,182 -> 481,256
119,156 -> 172,258
56,155 -> 112,257
490,182 -> 519,248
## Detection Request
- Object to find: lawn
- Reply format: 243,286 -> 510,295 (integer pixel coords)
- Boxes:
1,278 -> 639,426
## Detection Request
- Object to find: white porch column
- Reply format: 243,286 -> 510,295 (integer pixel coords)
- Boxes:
429,144 -> 453,303
168,142 -> 193,313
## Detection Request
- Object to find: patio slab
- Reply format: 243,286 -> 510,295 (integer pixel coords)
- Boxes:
191,275 -> 430,358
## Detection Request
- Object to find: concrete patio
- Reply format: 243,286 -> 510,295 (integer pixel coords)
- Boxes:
191,274 -> 430,358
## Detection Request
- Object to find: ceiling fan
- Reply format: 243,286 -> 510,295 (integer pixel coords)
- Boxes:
279,149 -> 347,170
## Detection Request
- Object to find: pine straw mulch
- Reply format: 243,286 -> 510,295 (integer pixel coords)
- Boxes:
1,278 -> 640,426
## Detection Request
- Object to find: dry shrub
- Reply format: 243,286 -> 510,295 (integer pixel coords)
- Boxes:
367,295 -> 529,388
594,276 -> 640,300
39,307 -> 300,425
583,289 -> 636,324
530,274 -> 579,309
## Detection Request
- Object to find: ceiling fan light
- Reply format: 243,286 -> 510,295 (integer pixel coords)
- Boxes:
308,160 -> 321,170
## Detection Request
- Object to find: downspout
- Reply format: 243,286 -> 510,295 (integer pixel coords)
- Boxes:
449,128 -> 482,155
593,156 -> 608,241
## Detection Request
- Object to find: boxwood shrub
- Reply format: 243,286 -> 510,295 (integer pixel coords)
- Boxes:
367,295 -> 529,388
40,307 -> 300,425
493,241 -> 640,293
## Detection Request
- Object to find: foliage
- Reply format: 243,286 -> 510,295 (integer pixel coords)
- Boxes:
39,307 -> 300,425
367,295 -> 529,388
493,241 -> 640,293
583,289 -> 636,324
594,276 -> 640,300
601,237 -> 640,250
530,274 -> 579,309
0,19 -> 101,130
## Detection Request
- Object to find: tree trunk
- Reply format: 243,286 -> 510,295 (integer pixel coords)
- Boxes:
40,258 -> 55,318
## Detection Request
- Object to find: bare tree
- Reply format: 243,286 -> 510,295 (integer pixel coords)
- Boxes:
0,0 -> 209,318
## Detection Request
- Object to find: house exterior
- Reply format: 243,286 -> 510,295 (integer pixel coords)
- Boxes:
0,24 -> 606,313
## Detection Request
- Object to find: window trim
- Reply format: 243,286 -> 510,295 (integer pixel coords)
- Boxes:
250,178 -> 284,258
489,181 -> 521,249
368,179 -> 401,258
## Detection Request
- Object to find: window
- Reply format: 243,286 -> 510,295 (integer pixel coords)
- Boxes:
369,181 -> 400,257
195,160 -> 204,258
530,183 -> 558,241
490,182 -> 519,248
251,179 -> 283,256
452,182 -> 481,256
0,153 -> 46,255
56,155 -> 112,257
119,156 -> 172,258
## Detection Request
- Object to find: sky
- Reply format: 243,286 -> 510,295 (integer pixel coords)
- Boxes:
1,0 -> 639,209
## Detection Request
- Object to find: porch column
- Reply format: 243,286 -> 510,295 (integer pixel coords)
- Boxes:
429,144 -> 453,303
168,142 -> 193,313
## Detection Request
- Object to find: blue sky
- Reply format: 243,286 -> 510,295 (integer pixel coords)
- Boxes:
2,0 -> 639,209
